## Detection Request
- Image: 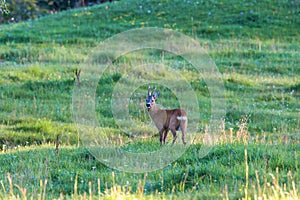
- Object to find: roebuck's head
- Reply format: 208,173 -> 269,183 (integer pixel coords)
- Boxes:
146,85 -> 160,110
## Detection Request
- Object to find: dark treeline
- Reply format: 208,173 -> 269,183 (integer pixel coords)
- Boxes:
0,0 -> 114,24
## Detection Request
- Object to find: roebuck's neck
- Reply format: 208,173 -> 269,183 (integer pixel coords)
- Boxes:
148,104 -> 166,118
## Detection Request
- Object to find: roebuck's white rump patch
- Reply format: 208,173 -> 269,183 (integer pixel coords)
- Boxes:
177,116 -> 187,120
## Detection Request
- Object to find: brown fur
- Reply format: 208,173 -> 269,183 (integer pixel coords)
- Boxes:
148,98 -> 188,145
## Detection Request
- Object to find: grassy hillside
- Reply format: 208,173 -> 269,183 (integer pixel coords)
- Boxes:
0,0 -> 299,145
0,0 -> 299,199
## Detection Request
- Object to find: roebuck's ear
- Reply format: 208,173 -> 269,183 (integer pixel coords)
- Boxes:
152,86 -> 157,96
148,85 -> 151,96
154,91 -> 160,99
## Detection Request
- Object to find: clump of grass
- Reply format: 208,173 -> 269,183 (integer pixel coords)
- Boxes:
0,171 -> 162,199
249,170 -> 299,200
1,168 -> 298,199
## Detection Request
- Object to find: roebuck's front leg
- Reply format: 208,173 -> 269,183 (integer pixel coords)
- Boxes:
162,129 -> 169,144
159,129 -> 164,146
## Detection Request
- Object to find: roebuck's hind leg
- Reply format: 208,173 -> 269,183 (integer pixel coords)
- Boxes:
180,120 -> 187,145
171,128 -> 178,145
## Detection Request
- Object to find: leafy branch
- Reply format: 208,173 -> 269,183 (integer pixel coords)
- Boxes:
0,0 -> 9,14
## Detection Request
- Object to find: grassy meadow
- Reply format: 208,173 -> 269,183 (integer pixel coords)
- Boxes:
0,0 -> 299,199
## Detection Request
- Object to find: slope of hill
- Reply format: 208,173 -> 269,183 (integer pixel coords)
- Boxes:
1,0 -> 299,44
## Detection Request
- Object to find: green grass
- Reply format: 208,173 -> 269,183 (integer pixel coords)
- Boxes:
0,0 -> 299,199
0,142 -> 299,199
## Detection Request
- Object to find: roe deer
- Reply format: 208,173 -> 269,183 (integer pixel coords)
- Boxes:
146,86 -> 188,145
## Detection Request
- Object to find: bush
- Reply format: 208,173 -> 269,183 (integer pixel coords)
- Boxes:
0,0 -> 116,24
0,0 -> 44,23
0,0 -> 9,14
